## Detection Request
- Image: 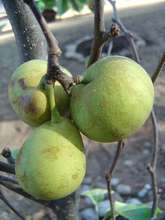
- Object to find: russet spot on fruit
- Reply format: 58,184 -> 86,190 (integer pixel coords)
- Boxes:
15,118 -> 86,200
8,59 -> 71,126
70,56 -> 154,143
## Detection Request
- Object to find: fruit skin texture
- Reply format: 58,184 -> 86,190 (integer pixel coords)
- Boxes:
70,56 -> 154,143
15,119 -> 86,200
8,60 -> 70,126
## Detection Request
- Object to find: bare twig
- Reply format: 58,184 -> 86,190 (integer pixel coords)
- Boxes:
0,188 -> 26,220
87,0 -> 105,66
108,0 -> 140,62
152,53 -> 165,83
88,0 -> 119,67
25,0 -> 74,93
147,110 -> 159,218
0,161 -> 15,174
0,180 -> 47,206
25,0 -> 61,63
0,175 -> 18,184
108,0 -> 160,217
105,141 -> 124,220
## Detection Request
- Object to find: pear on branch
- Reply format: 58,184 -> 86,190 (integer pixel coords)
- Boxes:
8,59 -> 71,126
70,56 -> 154,143
15,82 -> 86,200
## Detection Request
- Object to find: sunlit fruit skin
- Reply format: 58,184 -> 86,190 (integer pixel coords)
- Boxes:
8,60 -> 70,126
70,56 -> 154,143
15,119 -> 86,200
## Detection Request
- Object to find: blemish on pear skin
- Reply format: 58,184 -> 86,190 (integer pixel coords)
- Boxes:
72,173 -> 79,180
18,78 -> 27,89
42,147 -> 60,159
20,96 -> 38,114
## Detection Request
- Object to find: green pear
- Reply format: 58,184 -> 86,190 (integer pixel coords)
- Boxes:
16,118 -> 86,200
70,56 -> 154,142
8,59 -> 71,126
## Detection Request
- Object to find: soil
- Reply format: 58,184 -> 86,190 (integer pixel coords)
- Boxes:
0,2 -> 165,219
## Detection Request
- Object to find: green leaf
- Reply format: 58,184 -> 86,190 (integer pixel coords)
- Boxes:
82,188 -> 108,205
105,201 -> 162,220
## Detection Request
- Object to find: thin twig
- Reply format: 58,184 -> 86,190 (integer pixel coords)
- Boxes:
0,180 -> 47,206
88,0 -> 120,67
105,141 -> 124,220
108,0 -> 140,62
25,0 -> 74,93
0,188 -> 26,220
108,0 -> 160,217
0,175 -> 18,184
152,53 -> 165,84
87,0 -> 105,67
0,161 -> 15,174
147,110 -> 159,218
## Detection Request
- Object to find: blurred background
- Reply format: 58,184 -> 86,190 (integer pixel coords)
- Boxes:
0,0 -> 165,219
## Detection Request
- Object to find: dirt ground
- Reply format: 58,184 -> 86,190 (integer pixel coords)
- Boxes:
0,2 -> 165,219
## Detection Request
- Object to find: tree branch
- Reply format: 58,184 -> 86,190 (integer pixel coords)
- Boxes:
2,0 -> 47,63
108,0 -> 140,62
108,0 -> 160,217
152,53 -> 165,83
105,141 -> 124,220
0,161 -> 15,174
88,0 -> 120,67
0,179 -> 47,206
147,110 -> 159,218
0,188 -> 26,220
25,0 -> 74,93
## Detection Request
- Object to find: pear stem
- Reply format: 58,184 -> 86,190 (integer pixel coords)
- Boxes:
47,82 -> 61,123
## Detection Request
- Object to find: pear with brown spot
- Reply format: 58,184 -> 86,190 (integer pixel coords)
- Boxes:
8,59 -> 71,126
15,82 -> 86,200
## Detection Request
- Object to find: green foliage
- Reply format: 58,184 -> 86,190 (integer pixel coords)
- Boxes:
105,201 -> 162,220
35,0 -> 89,14
82,188 -> 161,220
82,188 -> 109,214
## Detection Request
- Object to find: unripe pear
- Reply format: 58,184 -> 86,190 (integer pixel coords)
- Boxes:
15,118 -> 86,200
8,60 -> 71,126
70,56 -> 154,142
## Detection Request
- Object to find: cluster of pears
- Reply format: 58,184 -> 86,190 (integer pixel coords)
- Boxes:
8,56 -> 154,200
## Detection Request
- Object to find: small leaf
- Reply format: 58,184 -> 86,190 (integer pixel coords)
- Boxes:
82,188 -> 108,205
105,201 -> 162,220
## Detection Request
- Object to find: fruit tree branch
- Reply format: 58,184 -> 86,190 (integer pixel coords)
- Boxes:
0,179 -> 47,206
108,0 -> 140,62
87,0 -> 120,67
2,0 -> 47,63
25,0 -> 74,93
108,0 -> 160,217
0,161 -> 15,174
152,53 -> 165,84
0,188 -> 26,220
105,141 -> 125,220
147,110 -> 159,218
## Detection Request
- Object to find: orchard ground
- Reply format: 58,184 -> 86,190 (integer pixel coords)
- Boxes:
0,2 -> 165,219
